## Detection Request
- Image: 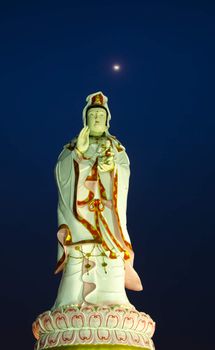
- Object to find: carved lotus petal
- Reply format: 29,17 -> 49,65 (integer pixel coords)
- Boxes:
81,305 -> 95,313
61,330 -> 75,343
145,338 -> 150,346
145,321 -> 155,337
41,313 -> 54,332
122,316 -> 134,330
47,332 -> 59,347
55,313 -> 69,329
39,335 -> 48,349
113,307 -> 125,316
129,310 -> 139,325
79,329 -> 92,342
32,320 -> 39,340
97,306 -> 110,313
71,313 -> 85,328
97,329 -> 111,341
89,313 -> 102,328
65,307 -> 77,312
115,330 -> 127,342
106,314 -> 119,328
131,332 -> 141,345
135,318 -> 146,332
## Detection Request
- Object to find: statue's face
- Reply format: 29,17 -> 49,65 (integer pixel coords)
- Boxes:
87,107 -> 107,135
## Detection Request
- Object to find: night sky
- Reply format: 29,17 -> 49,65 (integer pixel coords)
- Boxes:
1,1 -> 215,349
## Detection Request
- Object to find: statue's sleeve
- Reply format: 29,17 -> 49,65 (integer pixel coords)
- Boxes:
54,143 -> 97,270
54,147 -> 74,264
55,160 -> 70,229
113,140 -> 130,220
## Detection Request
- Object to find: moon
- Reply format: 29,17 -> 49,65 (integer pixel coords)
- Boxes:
112,64 -> 121,71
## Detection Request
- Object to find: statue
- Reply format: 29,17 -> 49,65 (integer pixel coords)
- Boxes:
53,91 -> 143,308
32,92 -> 155,350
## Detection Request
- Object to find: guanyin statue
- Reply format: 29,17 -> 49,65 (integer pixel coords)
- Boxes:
53,91 -> 143,308
32,92 -> 155,350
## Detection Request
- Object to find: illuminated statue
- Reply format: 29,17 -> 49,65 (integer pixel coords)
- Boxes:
53,91 -> 142,308
32,92 -> 155,350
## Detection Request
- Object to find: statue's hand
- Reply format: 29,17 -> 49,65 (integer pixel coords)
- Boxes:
76,126 -> 90,154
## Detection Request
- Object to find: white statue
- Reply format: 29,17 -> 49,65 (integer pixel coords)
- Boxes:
33,92 -> 155,350
52,91 -> 143,309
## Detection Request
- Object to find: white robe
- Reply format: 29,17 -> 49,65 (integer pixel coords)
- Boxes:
52,135 -> 142,309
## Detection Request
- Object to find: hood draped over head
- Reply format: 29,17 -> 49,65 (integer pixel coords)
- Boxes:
82,91 -> 111,130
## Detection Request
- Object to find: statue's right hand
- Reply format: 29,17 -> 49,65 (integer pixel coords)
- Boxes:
76,126 -> 90,154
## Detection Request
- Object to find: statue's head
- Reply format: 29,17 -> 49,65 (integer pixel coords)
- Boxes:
82,92 -> 111,136
86,106 -> 108,136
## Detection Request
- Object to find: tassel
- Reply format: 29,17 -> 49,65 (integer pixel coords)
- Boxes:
65,232 -> 72,245
109,251 -> 117,259
124,251 -> 130,260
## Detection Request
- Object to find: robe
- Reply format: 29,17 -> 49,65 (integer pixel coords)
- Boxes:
52,134 -> 142,308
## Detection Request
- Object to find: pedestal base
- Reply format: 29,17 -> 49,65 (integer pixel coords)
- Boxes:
48,346 -> 150,350
33,305 -> 155,350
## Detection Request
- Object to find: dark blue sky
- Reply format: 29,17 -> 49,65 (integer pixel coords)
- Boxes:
1,1 -> 214,349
